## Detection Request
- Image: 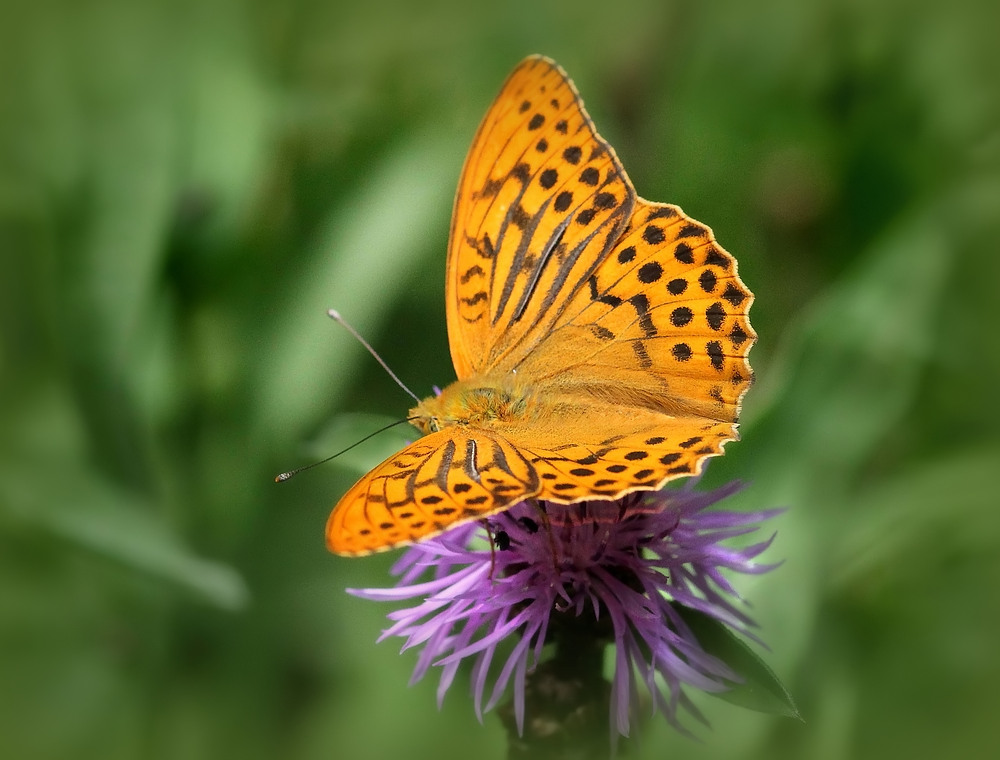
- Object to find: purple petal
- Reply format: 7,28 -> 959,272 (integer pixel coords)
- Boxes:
349,479 -> 781,741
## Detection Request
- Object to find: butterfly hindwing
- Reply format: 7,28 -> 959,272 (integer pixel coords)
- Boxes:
510,200 -> 755,424
326,408 -> 733,555
497,397 -> 736,505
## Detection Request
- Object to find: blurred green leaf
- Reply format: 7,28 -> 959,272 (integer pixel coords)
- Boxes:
676,605 -> 801,720
253,128 -> 458,438
832,446 -> 1000,593
746,203 -> 949,481
1,460 -> 249,611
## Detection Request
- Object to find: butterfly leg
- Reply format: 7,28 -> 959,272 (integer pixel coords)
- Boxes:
485,519 -> 508,582
524,499 -> 561,573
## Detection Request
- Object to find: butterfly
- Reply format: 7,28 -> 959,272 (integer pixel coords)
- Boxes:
327,55 -> 755,555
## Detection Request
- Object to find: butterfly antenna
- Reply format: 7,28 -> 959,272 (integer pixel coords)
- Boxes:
274,417 -> 420,482
327,309 -> 421,404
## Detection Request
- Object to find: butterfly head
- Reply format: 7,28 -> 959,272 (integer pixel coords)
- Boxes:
408,376 -> 533,435
409,403 -> 442,435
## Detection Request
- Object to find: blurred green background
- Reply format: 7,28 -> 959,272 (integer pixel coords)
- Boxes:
2,0 -> 998,758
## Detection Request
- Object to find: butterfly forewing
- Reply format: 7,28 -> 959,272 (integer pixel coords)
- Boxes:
447,56 -> 636,379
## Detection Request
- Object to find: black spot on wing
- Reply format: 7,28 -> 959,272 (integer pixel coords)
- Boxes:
677,224 -> 706,239
729,323 -> 749,347
707,341 -> 725,371
674,243 -> 694,264
643,226 -> 665,245
646,206 -> 677,221
723,284 -> 747,306
476,177 -> 502,199
704,246 -> 730,269
670,307 -> 693,327
706,303 -> 726,330
554,190 -> 574,212
637,261 -> 663,283
594,192 -> 617,209
510,163 -> 531,184
672,343 -> 692,361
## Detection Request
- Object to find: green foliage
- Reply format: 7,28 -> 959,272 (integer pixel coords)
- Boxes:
675,605 -> 801,720
1,0 -> 998,758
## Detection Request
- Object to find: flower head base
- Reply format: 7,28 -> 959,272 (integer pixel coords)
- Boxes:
349,481 -> 781,740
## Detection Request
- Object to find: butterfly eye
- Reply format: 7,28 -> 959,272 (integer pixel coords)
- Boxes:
429,417 -> 441,433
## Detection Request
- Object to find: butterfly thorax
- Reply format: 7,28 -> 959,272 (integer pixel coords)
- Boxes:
409,376 -> 533,435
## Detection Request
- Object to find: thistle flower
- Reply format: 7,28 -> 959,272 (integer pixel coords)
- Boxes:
349,481 -> 781,744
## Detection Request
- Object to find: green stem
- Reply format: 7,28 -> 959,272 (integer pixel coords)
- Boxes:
499,615 -> 629,760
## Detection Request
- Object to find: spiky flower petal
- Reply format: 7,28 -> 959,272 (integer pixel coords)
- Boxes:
350,482 -> 780,737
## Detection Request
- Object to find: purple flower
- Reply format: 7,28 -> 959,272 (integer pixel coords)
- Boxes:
349,481 -> 781,740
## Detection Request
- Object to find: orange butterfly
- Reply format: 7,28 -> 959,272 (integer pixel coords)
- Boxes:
327,56 -> 755,555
